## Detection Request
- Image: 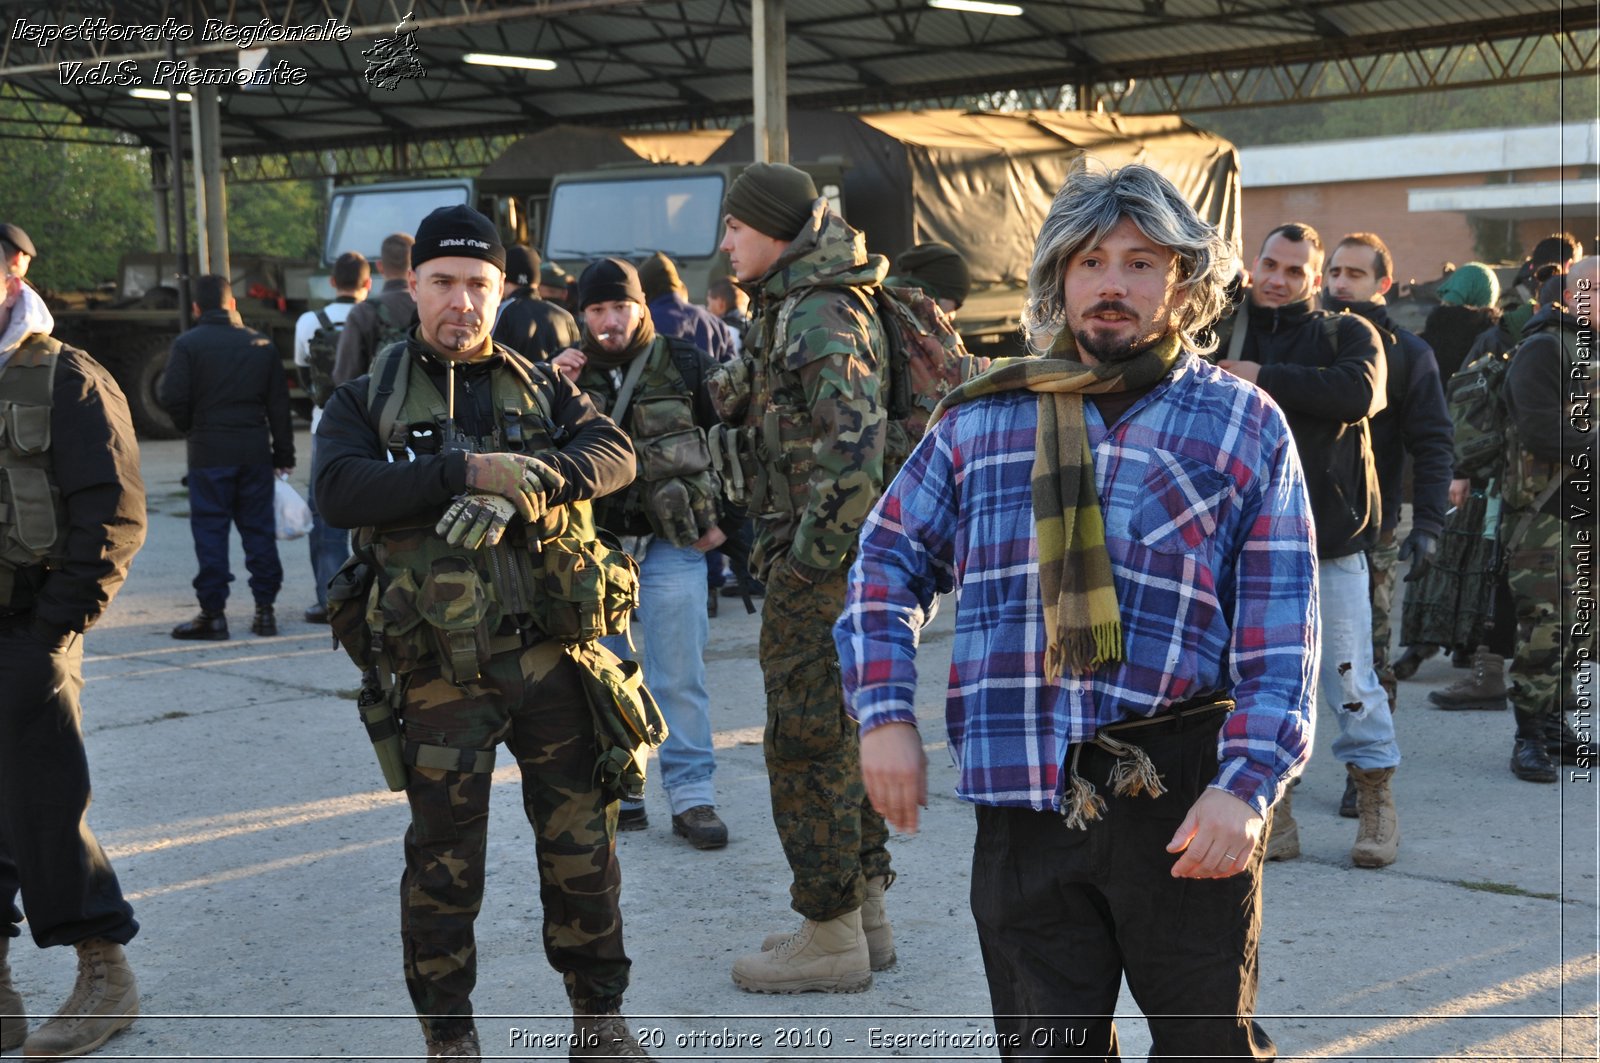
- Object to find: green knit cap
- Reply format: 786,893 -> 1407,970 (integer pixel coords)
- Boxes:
893,242 -> 971,307
722,162 -> 818,240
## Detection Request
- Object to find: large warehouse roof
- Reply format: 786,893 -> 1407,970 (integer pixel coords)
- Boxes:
0,0 -> 1590,158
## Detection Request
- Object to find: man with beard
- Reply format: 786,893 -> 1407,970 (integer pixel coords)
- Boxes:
551,257 -> 730,849
1217,222 -> 1399,869
1322,232 -> 1453,741
314,206 -> 653,1062
840,165 -> 1316,1059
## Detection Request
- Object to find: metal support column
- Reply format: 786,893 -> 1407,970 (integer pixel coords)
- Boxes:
198,84 -> 230,282
189,95 -> 210,276
151,151 -> 171,253
752,0 -> 788,164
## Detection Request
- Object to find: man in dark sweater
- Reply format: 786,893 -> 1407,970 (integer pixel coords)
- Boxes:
158,274 -> 295,639
333,232 -> 416,384
1218,221 -> 1402,869
1323,232 -> 1453,714
0,223 -> 147,1057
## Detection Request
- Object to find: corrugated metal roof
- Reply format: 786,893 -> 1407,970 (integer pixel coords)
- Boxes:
0,0 -> 1581,153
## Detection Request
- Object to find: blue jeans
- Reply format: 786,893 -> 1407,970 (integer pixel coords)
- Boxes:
1319,553 -> 1401,769
306,434 -> 350,609
603,539 -> 717,814
187,463 -> 282,613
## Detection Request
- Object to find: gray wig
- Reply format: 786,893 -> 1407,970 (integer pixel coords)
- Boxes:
1021,163 -> 1235,355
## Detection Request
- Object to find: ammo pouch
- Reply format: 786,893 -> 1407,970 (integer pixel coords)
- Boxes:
377,550 -> 498,685
643,474 -> 720,548
757,405 -> 814,518
533,529 -> 639,644
327,551 -> 378,667
567,641 -> 667,801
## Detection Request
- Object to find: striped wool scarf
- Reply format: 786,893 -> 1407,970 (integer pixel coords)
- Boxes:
930,330 -> 1182,674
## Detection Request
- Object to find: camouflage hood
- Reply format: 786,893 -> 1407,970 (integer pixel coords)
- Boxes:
754,198 -> 888,301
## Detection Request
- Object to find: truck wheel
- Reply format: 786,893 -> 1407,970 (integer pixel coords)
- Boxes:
125,338 -> 182,439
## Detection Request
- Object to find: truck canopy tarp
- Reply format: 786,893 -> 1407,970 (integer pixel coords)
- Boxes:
479,125 -> 733,193
708,109 -> 1241,289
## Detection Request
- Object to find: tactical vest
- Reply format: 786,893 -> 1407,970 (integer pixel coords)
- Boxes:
355,347 -> 637,686
1502,319 -> 1586,514
580,336 -> 718,548
0,334 -> 68,607
707,286 -> 886,524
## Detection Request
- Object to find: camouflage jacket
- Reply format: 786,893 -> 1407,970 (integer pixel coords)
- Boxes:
710,201 -> 889,580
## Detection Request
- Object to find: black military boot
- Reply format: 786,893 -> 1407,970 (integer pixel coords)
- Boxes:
1339,773 -> 1358,818
171,611 -> 228,640
251,605 -> 277,637
1547,712 -> 1588,766
1391,644 -> 1436,681
1510,709 -> 1558,783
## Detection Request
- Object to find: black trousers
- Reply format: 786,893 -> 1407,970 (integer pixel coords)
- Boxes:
0,620 -> 137,947
970,714 -> 1274,1062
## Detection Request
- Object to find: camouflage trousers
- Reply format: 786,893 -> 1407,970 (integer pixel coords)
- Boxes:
758,559 -> 893,922
1368,528 -> 1400,668
398,639 -> 628,1040
1505,511 -> 1591,719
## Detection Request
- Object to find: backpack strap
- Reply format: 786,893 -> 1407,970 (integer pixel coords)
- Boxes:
1225,306 -> 1248,362
315,307 -> 334,332
366,344 -> 412,455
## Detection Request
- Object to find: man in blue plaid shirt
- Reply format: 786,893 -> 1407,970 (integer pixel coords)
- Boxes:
837,165 -> 1317,1060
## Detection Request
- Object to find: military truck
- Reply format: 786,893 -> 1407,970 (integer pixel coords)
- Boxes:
542,109 -> 1243,357
46,251 -> 315,438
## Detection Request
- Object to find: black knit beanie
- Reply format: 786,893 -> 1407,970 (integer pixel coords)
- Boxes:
722,162 -> 818,241
411,205 -> 505,271
894,242 -> 971,307
576,257 -> 646,310
505,245 -> 541,287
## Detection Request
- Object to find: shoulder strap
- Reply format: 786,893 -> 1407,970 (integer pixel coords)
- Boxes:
1226,306 -> 1249,362
315,308 -> 334,331
664,336 -> 705,397
0,334 -> 62,400
610,348 -> 652,426
367,344 -> 412,446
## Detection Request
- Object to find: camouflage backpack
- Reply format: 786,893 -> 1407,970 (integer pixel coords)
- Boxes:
1445,345 -> 1514,482
305,308 -> 342,407
774,282 -> 976,476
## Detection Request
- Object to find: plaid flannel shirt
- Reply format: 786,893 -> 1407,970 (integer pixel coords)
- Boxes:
836,353 -> 1318,815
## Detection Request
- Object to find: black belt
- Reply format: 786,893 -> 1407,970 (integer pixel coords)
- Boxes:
1093,695 -> 1235,744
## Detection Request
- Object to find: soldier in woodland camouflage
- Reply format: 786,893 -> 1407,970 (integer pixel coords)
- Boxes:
313,206 -> 654,1062
709,163 -> 896,994
1497,256 -> 1597,782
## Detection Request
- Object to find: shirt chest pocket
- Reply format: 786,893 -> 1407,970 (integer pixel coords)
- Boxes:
1128,448 -> 1234,555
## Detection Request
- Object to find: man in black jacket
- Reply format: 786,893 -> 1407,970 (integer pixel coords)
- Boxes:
158,274 -> 295,639
313,206 -> 654,1062
1218,222 -> 1402,869
0,224 -> 146,1058
491,244 -> 579,362
1324,232 -> 1454,712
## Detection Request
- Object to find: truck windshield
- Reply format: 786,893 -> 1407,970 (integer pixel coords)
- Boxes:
545,173 -> 726,261
325,184 -> 470,265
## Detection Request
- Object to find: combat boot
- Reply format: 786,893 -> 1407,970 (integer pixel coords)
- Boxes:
21,938 -> 138,1058
1391,644 -> 1436,680
1,935 -> 26,1052
170,610 -> 228,640
1428,646 -> 1507,710
759,875 -> 896,970
1511,709 -> 1558,783
732,910 -> 871,994
1348,765 -> 1399,868
1264,786 -> 1300,861
1548,711 -> 1589,766
570,1009 -> 656,1061
250,604 -> 277,637
1338,774 -> 1358,818
425,1022 -> 480,1060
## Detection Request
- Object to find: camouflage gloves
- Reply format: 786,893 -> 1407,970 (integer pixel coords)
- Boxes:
437,493 -> 518,549
463,452 -> 566,523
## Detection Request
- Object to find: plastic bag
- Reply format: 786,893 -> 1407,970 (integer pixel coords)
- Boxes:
275,476 -> 315,541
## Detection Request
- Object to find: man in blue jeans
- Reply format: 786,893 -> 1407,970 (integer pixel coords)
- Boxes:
552,258 -> 730,849
159,274 -> 295,640
1217,221 -> 1400,867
